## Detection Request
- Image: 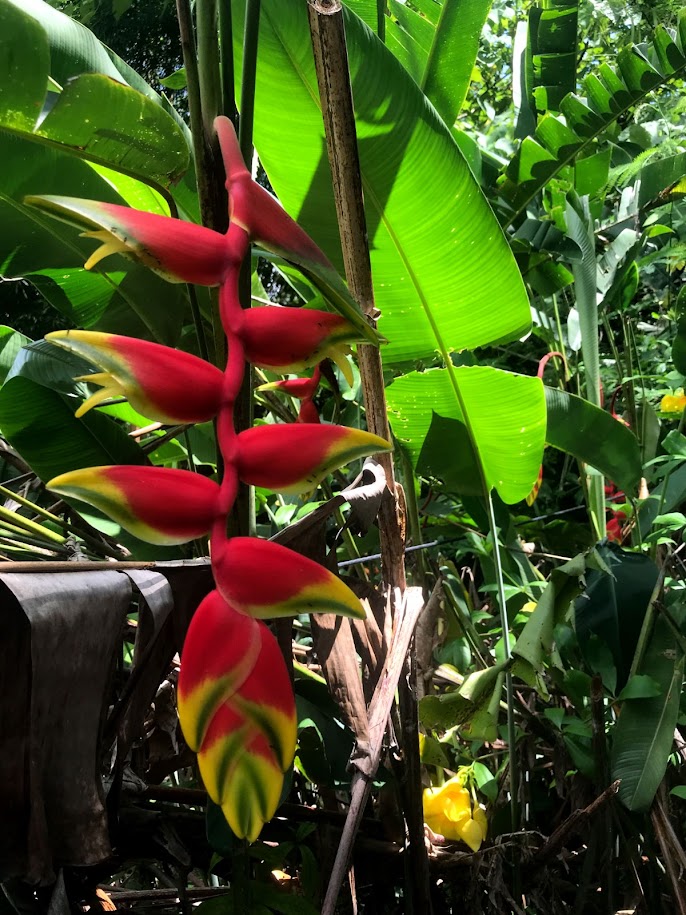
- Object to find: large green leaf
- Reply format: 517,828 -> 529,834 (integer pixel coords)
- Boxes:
0,326 -> 29,384
35,73 -> 189,186
233,0 -> 530,366
611,617 -> 683,812
360,0 -> 493,126
0,1 -> 189,188
525,1 -> 578,115
7,0 -> 130,85
386,367 -> 546,504
637,151 -> 686,207
0,1 -> 49,131
545,387 -> 642,494
671,275 -> 686,375
512,552 -> 585,679
574,543 -> 660,692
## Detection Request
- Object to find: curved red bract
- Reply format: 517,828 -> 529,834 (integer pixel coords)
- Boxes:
236,423 -> 391,495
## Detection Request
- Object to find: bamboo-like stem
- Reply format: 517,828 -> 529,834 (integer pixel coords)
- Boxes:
218,0 -> 236,124
238,0 -> 261,165
306,0 -> 405,595
176,0 -> 214,227
0,502 -> 66,544
175,0 -> 216,363
307,5 -> 430,913
197,0 -> 221,141
0,483 -> 118,557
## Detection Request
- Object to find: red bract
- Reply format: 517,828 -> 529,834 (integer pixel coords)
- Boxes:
297,400 -> 321,424
46,330 -> 224,424
258,366 -> 322,423
236,423 -> 392,495
24,196 -> 239,285
240,306 -> 363,384
177,590 -> 261,750
215,116 -> 332,270
607,510 -> 627,543
258,374 -> 321,400
213,536 -> 365,619
47,466 -> 219,545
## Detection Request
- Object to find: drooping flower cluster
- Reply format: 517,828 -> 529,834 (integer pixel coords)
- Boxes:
33,116 -> 391,841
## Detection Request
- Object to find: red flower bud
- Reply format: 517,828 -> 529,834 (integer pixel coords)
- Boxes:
24,195 -> 239,285
215,116 -> 332,271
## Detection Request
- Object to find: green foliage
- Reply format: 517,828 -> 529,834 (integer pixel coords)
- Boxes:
500,12 -> 686,223
1,0 -> 686,910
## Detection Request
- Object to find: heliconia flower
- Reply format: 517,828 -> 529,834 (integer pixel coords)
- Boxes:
47,465 -> 219,545
24,195 -> 239,286
45,330 -> 224,424
212,536 -> 365,619
236,423 -> 391,495
606,510 -> 627,543
177,590 -> 296,841
241,306 -> 364,385
257,374 -> 321,401
423,774 -> 488,852
258,367 -> 322,423
215,115 -> 332,271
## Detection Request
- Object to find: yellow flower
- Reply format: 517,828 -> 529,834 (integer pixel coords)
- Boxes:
423,773 -> 488,852
660,391 -> 686,414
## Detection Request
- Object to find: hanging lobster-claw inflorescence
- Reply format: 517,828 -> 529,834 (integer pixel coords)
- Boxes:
32,116 -> 390,841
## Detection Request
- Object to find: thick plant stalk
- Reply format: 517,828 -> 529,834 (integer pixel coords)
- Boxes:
307,4 -> 430,913
197,0 -> 221,142
176,0 -> 227,233
487,493 -> 519,838
307,1 -> 404,592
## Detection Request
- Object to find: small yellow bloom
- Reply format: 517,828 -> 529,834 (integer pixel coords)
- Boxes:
660,391 -> 686,414
423,773 -> 488,852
